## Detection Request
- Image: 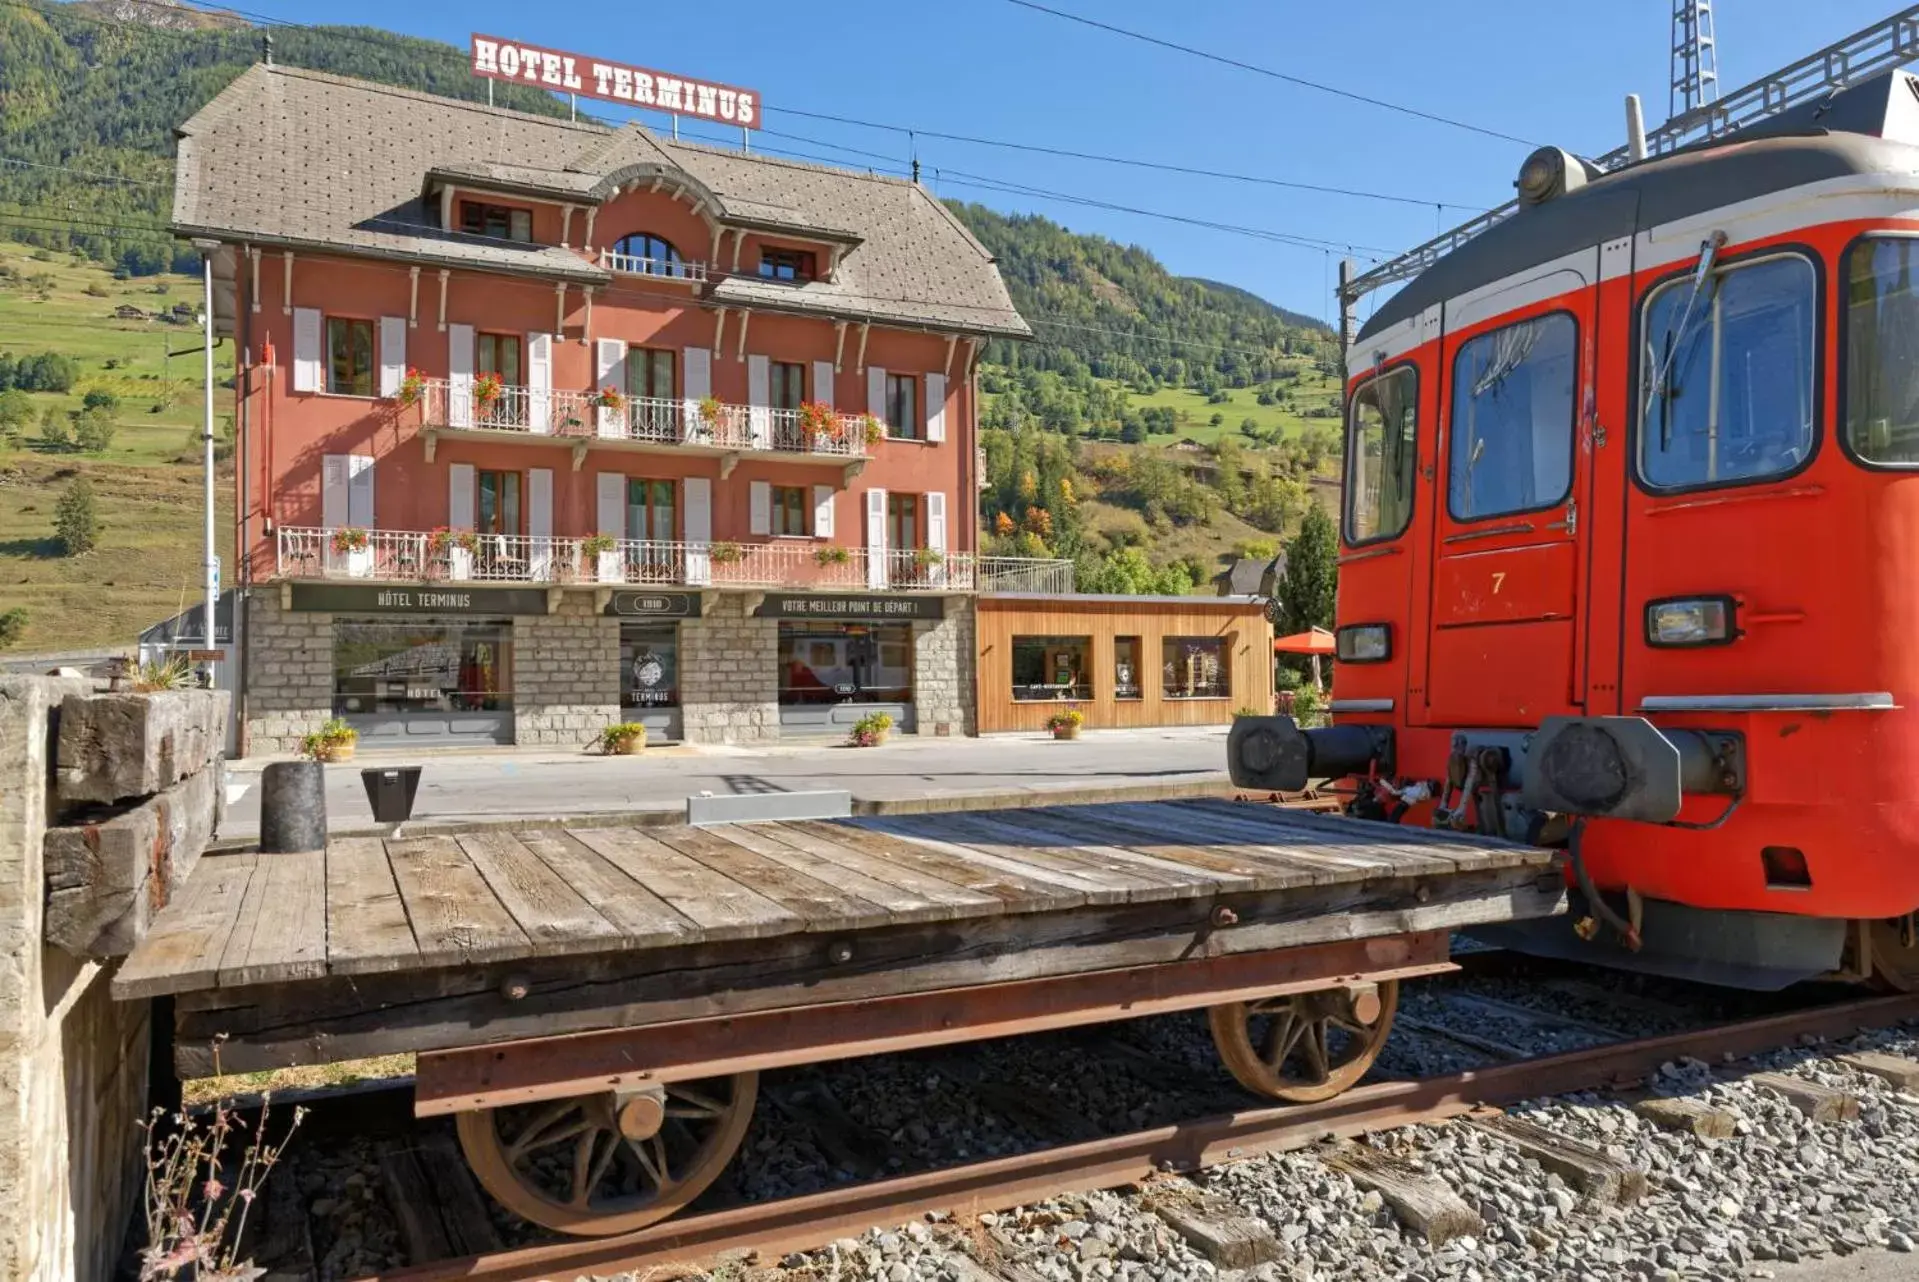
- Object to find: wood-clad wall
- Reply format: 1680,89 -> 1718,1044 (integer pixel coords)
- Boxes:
975,597 -> 1273,733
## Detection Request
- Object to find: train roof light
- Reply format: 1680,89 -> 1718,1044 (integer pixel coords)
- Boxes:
1516,147 -> 1602,207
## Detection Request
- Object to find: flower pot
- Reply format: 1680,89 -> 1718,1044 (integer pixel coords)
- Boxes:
322,740 -> 357,763
610,735 -> 643,756
1051,724 -> 1081,740
341,547 -> 373,579
447,546 -> 474,581
596,549 -> 624,583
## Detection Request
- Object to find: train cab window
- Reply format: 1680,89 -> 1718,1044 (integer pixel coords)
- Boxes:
1639,254 -> 1816,490
1448,313 -> 1577,520
1844,236 -> 1919,466
1344,366 -> 1417,544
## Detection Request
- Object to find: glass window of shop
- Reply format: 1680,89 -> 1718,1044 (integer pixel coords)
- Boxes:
1011,635 -> 1093,701
1163,636 -> 1230,700
331,620 -> 513,716
620,625 -> 680,710
778,623 -> 913,705
1114,636 -> 1143,700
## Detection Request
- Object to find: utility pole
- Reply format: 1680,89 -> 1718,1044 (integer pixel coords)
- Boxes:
1670,0 -> 1720,120
193,239 -> 221,668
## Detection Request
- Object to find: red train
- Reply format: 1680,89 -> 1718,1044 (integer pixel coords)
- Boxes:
1231,69 -> 1919,991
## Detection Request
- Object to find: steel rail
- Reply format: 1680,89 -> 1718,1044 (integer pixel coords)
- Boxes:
365,991 -> 1919,1282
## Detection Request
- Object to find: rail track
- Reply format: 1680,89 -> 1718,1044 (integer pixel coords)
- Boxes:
297,973 -> 1919,1282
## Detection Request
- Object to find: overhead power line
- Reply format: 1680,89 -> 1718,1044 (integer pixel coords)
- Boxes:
999,0 -> 1543,149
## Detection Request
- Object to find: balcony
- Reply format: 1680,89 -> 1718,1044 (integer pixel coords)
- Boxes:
596,249 -> 709,282
411,380 -> 872,477
275,527 -> 1075,596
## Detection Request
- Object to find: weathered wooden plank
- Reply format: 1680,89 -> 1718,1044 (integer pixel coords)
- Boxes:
793,820 -> 1075,907
457,831 -> 620,954
878,813 -> 1199,903
652,825 -> 890,930
1154,798 -> 1467,877
955,807 -> 1256,893
377,1132 -> 502,1259
55,688 -> 229,804
1005,803 -> 1317,890
1178,796 -> 1539,869
324,836 -> 419,976
173,863 -> 1563,1075
386,835 -> 530,967
113,853 -> 258,998
1087,802 -> 1372,888
1143,1177 -> 1283,1269
1750,1072 -> 1860,1122
1474,1114 -> 1647,1205
703,824 -> 970,925
1838,1050 -> 1919,1092
515,830 -> 699,948
852,817 -> 1118,903
568,826 -> 801,940
750,822 -> 1005,914
1630,1094 -> 1738,1139
218,849 -> 329,988
1324,1145 -> 1485,1245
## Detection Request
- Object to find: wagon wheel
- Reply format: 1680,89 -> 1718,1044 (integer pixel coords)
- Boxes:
1208,981 -> 1398,1103
455,1072 -> 758,1236
1869,916 -> 1919,992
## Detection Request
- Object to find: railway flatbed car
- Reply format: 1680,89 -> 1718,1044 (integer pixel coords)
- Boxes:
113,799 -> 1559,1237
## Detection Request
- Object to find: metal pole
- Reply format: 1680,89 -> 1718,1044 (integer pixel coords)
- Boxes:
1336,258 -> 1355,380
197,243 -> 219,660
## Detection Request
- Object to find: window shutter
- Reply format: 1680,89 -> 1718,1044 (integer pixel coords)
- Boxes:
748,480 -> 772,535
865,488 -> 887,590
346,455 -> 375,527
292,308 -> 322,393
321,454 -> 349,528
684,476 -> 713,585
812,485 -> 835,538
527,332 -> 554,435
378,316 -> 406,398
594,337 -> 627,437
447,323 -> 475,429
746,354 -> 771,449
811,360 -> 835,410
682,345 -> 712,440
925,372 -> 947,443
866,365 -> 887,424
925,491 -> 947,587
447,462 -> 476,531
596,472 -> 626,538
528,467 -> 554,580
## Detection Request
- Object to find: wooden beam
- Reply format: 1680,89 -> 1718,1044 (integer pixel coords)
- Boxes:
554,282 -> 567,339
736,308 -> 750,362
439,185 -> 454,232
281,250 -> 293,315
833,320 -> 847,372
856,321 -> 870,373
944,334 -> 958,378
1323,1146 -> 1484,1245
407,265 -> 419,329
583,206 -> 598,256
436,269 -> 449,333
581,288 -> 593,345
1471,1115 -> 1647,1205
559,204 -> 574,249
1750,1072 -> 1860,1122
1630,1094 -> 1737,1138
712,307 -> 727,358
730,229 -> 745,273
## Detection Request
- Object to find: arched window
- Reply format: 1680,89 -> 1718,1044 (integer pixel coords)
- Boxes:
609,233 -> 685,278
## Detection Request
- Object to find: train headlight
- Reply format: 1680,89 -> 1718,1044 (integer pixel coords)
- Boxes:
1645,596 -> 1737,648
1336,624 -> 1391,663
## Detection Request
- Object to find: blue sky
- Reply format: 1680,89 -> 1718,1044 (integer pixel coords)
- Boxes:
248,0 -> 1891,326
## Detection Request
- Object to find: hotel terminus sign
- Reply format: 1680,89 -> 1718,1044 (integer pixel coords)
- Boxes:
470,34 -> 761,128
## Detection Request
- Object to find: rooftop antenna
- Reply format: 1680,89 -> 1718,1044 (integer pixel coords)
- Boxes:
1670,0 -> 1721,120
261,33 -> 273,67
1626,93 -> 1649,161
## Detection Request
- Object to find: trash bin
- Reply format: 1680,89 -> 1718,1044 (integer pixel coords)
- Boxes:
361,765 -> 423,825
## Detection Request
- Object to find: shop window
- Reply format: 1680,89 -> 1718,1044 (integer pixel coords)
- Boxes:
1448,312 -> 1577,521
461,201 -> 533,243
325,317 -> 374,397
1163,636 -> 1229,699
1114,636 -> 1143,700
1345,365 -> 1416,544
1011,635 -> 1093,701
331,619 -> 513,716
1845,236 -> 1919,466
778,623 -> 912,705
621,625 -> 680,709
885,374 -> 919,439
771,485 -> 809,536
759,247 -> 816,282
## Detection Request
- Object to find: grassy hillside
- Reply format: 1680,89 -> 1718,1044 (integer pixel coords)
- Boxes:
0,240 -> 233,652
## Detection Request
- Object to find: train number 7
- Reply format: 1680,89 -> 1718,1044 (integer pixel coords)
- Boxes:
1490,571 -> 1507,594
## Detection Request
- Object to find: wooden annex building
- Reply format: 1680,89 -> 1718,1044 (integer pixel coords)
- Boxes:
974,594 -> 1272,733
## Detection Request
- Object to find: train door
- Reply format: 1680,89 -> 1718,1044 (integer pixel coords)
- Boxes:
1421,252 -> 1597,726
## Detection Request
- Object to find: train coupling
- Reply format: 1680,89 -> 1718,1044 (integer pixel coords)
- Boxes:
1227,716 -> 1393,792
1519,716 -> 1744,824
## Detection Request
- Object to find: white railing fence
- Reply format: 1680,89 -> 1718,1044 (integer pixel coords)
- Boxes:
596,250 -> 709,282
413,380 -> 595,438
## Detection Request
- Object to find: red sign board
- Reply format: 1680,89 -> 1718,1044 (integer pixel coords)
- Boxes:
471,33 -> 761,129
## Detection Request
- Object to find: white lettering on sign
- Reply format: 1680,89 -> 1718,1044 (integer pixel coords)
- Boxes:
471,33 -> 762,128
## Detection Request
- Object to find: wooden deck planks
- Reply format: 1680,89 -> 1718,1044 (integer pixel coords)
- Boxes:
568,826 -> 801,940
326,836 -> 419,975
788,820 -> 1076,907
981,804 -> 1307,891
217,849 -> 328,988
457,832 -> 620,955
654,825 -> 893,930
923,810 -> 1240,899
860,814 -> 1184,904
113,853 -> 257,997
1153,800 -> 1466,877
514,830 -> 699,949
706,824 -> 987,925
752,822 -> 1006,914
386,836 -> 531,967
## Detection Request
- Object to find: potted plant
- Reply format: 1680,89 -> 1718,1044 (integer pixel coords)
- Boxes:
395,366 -> 426,408
813,545 -> 850,566
860,414 -> 885,446
593,386 -> 626,412
330,526 -> 372,578
798,400 -> 836,441
697,395 -> 723,432
849,710 -> 894,747
428,527 -> 478,579
1046,708 -> 1085,740
599,722 -> 647,755
582,531 -> 622,582
302,717 -> 358,763
330,527 -> 369,554
473,371 -> 504,411
710,540 -> 744,566
913,548 -> 944,568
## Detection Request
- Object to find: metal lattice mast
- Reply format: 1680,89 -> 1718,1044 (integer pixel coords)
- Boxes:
1672,0 -> 1722,119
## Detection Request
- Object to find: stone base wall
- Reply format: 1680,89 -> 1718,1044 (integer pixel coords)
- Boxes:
514,594 -> 621,748
679,594 -> 779,745
243,590 -> 333,756
913,597 -> 976,737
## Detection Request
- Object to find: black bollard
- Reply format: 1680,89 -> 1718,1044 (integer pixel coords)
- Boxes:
259,759 -> 328,852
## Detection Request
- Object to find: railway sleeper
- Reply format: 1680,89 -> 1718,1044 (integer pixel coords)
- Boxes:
1469,1114 -> 1649,1206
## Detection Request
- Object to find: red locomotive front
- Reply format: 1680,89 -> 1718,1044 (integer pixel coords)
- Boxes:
1231,70 -> 1919,990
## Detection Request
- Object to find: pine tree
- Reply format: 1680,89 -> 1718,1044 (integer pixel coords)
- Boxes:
54,477 -> 98,556
1277,504 -> 1338,635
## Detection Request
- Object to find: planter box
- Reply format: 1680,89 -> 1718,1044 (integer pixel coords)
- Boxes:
447,546 -> 475,580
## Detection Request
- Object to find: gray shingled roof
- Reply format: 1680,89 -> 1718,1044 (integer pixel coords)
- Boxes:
174,65 -> 1030,338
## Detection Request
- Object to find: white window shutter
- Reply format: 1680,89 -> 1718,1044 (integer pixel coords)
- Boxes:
527,332 -> 554,434
684,476 -> 713,586
346,455 -> 375,527
292,308 -> 322,393
528,467 -> 554,580
925,490 -> 947,587
749,480 -> 771,535
681,345 -> 712,440
867,365 -> 887,424
596,472 -> 626,537
594,337 -> 627,437
378,316 -> 406,398
447,462 -> 476,530
746,353 -> 771,449
865,488 -> 887,590
447,323 -> 475,428
811,359 -> 835,409
925,372 -> 946,443
812,485 -> 835,538
321,453 -> 348,527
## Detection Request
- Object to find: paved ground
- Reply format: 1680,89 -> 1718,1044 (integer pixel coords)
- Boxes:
1778,1250 -> 1916,1280
220,725 -> 1232,839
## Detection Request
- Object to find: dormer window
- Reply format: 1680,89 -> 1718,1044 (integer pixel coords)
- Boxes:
758,248 -> 815,283
460,201 -> 533,243
610,232 -> 688,279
